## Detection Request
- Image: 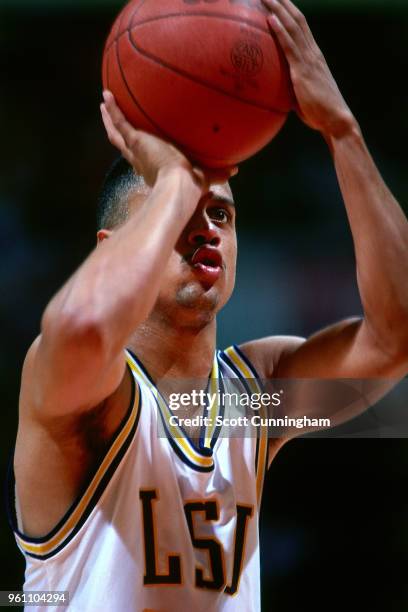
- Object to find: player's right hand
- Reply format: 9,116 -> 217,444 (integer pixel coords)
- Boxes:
101,90 -> 237,188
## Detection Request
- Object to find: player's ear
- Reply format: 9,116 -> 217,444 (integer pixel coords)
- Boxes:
96,229 -> 113,245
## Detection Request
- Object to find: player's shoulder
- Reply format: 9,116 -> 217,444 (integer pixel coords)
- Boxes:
237,335 -> 306,378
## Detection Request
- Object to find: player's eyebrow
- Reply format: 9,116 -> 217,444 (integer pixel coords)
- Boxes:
209,194 -> 235,208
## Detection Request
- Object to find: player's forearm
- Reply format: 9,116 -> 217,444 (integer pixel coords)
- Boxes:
42,167 -> 201,355
326,121 -> 408,356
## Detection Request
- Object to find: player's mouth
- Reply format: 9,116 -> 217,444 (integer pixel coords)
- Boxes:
190,246 -> 223,288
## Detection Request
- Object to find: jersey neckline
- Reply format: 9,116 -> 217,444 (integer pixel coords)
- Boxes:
125,348 -> 226,471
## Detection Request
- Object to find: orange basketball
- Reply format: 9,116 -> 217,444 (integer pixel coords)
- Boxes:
102,0 -> 293,168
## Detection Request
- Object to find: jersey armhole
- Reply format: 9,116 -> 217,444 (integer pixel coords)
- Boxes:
5,361 -> 141,561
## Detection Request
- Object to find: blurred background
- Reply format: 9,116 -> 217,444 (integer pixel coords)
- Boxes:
1,0 -> 407,610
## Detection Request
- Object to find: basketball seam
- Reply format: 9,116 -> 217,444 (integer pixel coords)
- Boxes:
115,36 -> 235,165
114,39 -> 166,138
113,0 -> 147,50
127,25 -> 288,113
104,11 -> 268,61
130,10 -> 269,34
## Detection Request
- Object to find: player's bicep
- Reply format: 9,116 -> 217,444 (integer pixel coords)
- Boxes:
275,317 -> 407,379
21,334 -> 126,421
270,318 -> 406,438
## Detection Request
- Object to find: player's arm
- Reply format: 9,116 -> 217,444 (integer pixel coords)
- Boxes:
25,93 -> 233,421
257,0 -> 408,383
240,0 -> 408,445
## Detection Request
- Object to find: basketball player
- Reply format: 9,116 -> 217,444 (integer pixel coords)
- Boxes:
8,0 -> 408,610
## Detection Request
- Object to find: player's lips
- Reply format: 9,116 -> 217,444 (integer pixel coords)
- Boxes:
191,245 -> 223,268
190,246 -> 224,286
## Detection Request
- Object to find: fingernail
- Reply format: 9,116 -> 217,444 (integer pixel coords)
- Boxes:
102,90 -> 109,102
231,167 -> 239,176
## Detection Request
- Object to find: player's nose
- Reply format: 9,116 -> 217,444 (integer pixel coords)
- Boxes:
188,225 -> 220,248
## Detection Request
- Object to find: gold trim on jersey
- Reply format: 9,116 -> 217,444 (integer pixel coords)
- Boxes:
14,358 -> 141,559
126,351 -> 221,471
222,346 -> 269,507
202,354 -> 221,449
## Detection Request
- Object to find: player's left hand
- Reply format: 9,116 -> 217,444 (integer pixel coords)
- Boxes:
101,91 -> 238,189
262,0 -> 355,138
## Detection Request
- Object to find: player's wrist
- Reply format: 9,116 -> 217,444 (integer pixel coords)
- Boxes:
158,163 -> 204,193
157,162 -> 193,182
320,110 -> 360,144
155,164 -> 204,213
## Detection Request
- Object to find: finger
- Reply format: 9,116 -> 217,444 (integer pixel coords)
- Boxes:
102,90 -> 138,150
278,0 -> 319,50
101,104 -> 126,150
263,0 -> 306,51
266,14 -> 299,61
279,0 -> 308,29
100,103 -> 133,160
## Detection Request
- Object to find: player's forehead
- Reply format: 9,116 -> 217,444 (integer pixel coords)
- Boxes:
207,182 -> 234,207
127,181 -> 234,214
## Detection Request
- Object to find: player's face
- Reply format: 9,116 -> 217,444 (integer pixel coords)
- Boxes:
99,183 -> 237,329
153,182 -> 237,328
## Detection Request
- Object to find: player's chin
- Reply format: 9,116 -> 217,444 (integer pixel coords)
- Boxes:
175,264 -> 233,308
202,277 -> 234,314
197,272 -> 232,305
174,278 -> 220,310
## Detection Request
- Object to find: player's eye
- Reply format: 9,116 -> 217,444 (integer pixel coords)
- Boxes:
209,208 -> 230,223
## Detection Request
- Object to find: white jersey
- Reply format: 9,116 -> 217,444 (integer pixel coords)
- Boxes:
8,345 -> 269,612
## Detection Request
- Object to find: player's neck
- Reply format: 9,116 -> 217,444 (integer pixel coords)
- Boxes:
127,317 -> 217,381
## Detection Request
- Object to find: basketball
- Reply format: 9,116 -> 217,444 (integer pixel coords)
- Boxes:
102,0 -> 293,168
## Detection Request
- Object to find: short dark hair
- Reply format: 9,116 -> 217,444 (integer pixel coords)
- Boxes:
97,156 -> 147,230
